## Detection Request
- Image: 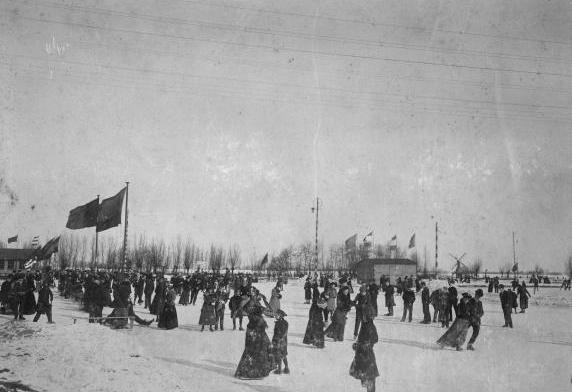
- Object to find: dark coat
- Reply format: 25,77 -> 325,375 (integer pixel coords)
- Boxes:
349,319 -> 379,382
235,308 -> 275,379
272,318 -> 288,359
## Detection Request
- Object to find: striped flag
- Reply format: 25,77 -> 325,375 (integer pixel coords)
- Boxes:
31,236 -> 40,249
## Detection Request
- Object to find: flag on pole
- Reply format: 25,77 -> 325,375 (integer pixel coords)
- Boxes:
38,236 -> 60,259
408,233 -> 416,249
66,198 -> 99,230
8,235 -> 18,243
345,234 -> 357,250
96,188 -> 126,233
31,236 -> 40,249
363,231 -> 373,242
512,262 -> 519,272
260,253 -> 269,268
391,235 -> 397,241
24,258 -> 37,270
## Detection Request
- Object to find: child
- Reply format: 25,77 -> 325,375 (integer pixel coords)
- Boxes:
272,309 -> 290,374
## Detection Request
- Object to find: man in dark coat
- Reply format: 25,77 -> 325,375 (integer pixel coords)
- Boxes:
400,287 -> 415,322
368,281 -> 379,318
90,279 -> 107,323
272,310 -> 289,375
144,274 -> 155,309
383,283 -> 395,316
353,284 -> 369,339
447,284 -> 458,322
135,275 -> 145,305
500,285 -> 514,328
33,282 -> 54,323
466,289 -> 484,350
420,282 -> 431,324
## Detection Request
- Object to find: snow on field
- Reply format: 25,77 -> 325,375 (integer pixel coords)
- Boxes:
1,280 -> 571,392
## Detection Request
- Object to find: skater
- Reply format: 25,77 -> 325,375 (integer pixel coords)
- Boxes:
158,285 -> 178,330
304,277 -> 312,304
179,276 -> 192,306
349,303 -> 379,392
325,285 -> 352,341
22,273 -> 37,315
33,282 -> 54,323
368,280 -> 379,318
144,274 -> 154,309
353,284 -> 369,338
268,282 -> 282,314
466,289 -> 484,350
272,310 -> 290,375
199,286 -> 217,332
439,287 -> 449,328
517,282 -> 530,313
302,283 -> 325,348
400,286 -> 415,322
325,282 -> 337,323
420,281 -> 431,324
229,290 -> 245,330
437,292 -> 471,350
383,282 -> 395,316
215,286 -> 229,331
430,288 -> 441,323
11,274 -> 27,320
447,283 -> 458,322
234,297 -> 275,379
500,285 -> 514,328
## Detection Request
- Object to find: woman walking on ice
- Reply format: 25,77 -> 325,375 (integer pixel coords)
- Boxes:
350,303 -> 379,392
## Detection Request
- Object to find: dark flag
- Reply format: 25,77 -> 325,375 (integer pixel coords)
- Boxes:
8,235 -> 18,243
260,253 -> 268,268
66,198 -> 99,229
96,188 -> 126,233
512,262 -> 519,272
38,236 -> 60,259
408,233 -> 416,249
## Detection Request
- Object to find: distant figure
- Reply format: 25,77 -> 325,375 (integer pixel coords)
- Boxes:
420,282 -> 431,324
304,278 -> 312,304
229,291 -> 245,331
500,285 -> 514,328
383,283 -> 395,316
400,287 -> 415,323
158,285 -> 178,330
349,304 -> 379,392
517,282 -> 531,313
437,292 -> 472,351
302,283 -> 325,348
325,285 -> 352,341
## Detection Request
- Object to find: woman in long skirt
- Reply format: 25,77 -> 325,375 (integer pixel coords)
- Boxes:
325,285 -> 351,341
159,286 -> 178,330
437,293 -> 471,350
199,287 -> 217,331
350,305 -> 379,392
234,299 -> 275,379
22,274 -> 37,315
517,282 -> 531,313
179,277 -> 191,306
304,278 -> 312,304
302,284 -> 325,348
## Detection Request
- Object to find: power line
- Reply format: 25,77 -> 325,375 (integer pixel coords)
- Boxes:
18,0 -> 572,67
10,13 -> 572,79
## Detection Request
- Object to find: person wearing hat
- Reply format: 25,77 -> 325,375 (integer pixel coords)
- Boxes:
349,302 -> 379,392
400,285 -> 416,323
302,282 -> 325,348
352,284 -> 369,338
499,284 -> 514,328
272,309 -> 290,374
303,277 -> 312,304
466,289 -> 484,350
420,281 -> 431,324
33,281 -> 54,324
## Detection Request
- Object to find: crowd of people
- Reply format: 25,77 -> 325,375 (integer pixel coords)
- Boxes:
1,266 -> 558,392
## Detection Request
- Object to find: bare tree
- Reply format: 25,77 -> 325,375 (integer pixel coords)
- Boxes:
470,257 -> 483,278
271,246 -> 293,272
171,236 -> 183,274
148,238 -> 166,274
565,256 -> 572,278
533,264 -> 544,276
208,244 -> 224,271
227,244 -> 241,272
183,239 -> 196,273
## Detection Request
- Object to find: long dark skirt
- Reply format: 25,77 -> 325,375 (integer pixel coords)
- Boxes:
149,295 -> 159,315
158,303 -> 178,329
235,329 -> 275,379
199,303 -> 217,325
437,318 -> 470,348
22,291 -> 37,315
303,305 -> 325,348
350,342 -> 379,384
520,295 -> 528,309
325,309 -> 348,341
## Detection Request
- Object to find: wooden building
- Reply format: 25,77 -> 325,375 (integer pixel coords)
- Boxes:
354,258 -> 417,284
0,248 -> 36,277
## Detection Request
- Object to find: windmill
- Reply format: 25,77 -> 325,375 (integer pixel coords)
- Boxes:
449,253 -> 468,280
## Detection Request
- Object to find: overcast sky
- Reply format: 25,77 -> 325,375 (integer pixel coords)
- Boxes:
1,0 -> 572,272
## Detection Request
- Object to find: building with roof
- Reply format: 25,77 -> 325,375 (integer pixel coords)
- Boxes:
0,248 -> 37,277
354,258 -> 417,285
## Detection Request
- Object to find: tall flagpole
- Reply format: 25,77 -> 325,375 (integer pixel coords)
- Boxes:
435,222 -> 439,276
94,194 -> 100,268
122,182 -> 129,272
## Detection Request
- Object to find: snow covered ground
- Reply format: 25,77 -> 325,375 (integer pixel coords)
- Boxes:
1,280 -> 571,392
